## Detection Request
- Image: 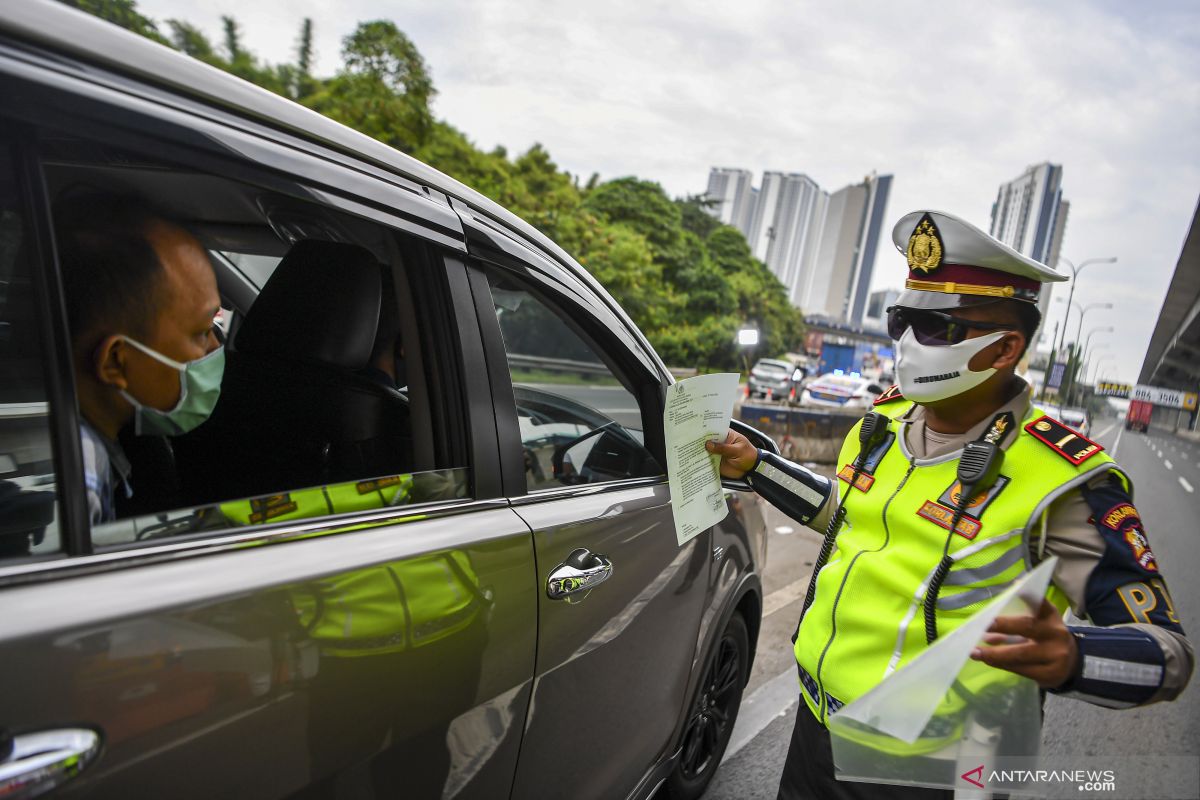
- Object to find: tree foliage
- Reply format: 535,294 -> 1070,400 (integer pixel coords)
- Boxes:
63,0 -> 806,370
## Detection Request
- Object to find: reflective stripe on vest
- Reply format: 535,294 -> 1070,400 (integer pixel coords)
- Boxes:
795,403 -> 1126,730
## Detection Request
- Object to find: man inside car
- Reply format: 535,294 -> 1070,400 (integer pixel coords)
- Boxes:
56,193 -> 223,524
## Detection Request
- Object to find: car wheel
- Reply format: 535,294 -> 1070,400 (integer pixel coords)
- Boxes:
663,611 -> 749,800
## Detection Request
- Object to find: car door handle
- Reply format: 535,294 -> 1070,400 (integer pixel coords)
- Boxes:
0,727 -> 102,798
547,548 -> 613,600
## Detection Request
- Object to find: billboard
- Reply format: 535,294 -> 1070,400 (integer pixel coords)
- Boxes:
1130,384 -> 1199,411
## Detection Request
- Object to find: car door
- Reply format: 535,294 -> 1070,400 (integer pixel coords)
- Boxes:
0,49 -> 536,800
451,211 -> 718,799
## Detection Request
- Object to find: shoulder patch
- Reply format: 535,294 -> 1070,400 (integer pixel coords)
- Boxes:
873,384 -> 905,406
1023,414 -> 1104,465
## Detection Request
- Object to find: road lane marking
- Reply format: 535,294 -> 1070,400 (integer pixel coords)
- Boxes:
1095,422 -> 1118,441
1165,460 -> 1174,470
762,576 -> 811,618
722,667 -> 799,764
1181,477 -> 1195,494
774,526 -> 795,535
1113,426 -> 1124,458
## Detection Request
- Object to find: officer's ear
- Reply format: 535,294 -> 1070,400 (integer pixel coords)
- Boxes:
990,330 -> 1026,371
91,334 -> 132,390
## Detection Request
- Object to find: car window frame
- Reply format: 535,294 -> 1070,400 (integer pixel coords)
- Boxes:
463,251 -> 670,502
0,66 -> 509,581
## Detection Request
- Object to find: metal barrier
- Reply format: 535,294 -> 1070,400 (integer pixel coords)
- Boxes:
507,353 -> 611,378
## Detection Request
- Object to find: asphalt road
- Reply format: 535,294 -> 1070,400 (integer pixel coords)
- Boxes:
702,418 -> 1200,800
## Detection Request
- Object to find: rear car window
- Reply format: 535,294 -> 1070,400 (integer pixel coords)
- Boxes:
43,138 -> 471,549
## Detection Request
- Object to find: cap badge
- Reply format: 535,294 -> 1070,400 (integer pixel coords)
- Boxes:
907,214 -> 944,274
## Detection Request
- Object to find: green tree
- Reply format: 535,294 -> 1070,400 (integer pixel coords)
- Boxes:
58,0 -> 168,44
304,21 -> 435,153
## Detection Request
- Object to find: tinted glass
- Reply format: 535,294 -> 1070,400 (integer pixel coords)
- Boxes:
43,142 -> 470,548
487,272 -> 661,491
0,147 -> 61,559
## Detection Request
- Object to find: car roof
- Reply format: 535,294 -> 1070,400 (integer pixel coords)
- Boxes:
755,359 -> 792,368
0,1 -> 620,323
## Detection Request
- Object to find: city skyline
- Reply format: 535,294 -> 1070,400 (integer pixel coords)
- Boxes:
704,167 -> 891,327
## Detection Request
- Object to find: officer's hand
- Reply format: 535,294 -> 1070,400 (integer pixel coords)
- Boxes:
705,431 -> 758,479
969,598 -> 1078,688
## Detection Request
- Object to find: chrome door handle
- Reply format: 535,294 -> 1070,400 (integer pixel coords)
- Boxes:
547,548 -> 613,600
0,727 -> 102,799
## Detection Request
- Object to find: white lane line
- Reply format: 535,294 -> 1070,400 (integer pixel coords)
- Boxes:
1182,477 -> 1195,494
1112,426 -> 1125,458
1094,422 -> 1118,442
722,667 -> 798,764
1157,449 -> 1163,458
1165,460 -> 1174,470
762,576 -> 810,618
774,525 -> 796,535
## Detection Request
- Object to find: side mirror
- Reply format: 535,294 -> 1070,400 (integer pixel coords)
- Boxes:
721,419 -> 779,492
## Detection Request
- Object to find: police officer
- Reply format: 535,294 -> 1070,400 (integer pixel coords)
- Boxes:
708,210 -> 1193,799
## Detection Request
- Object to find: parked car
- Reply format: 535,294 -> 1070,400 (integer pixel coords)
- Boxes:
800,372 -> 886,410
0,4 -> 773,799
748,358 -> 804,400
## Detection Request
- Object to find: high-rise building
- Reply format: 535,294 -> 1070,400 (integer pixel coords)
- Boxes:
758,173 -> 827,303
864,288 -> 901,330
990,163 -> 1070,326
703,168 -> 755,237
746,171 -> 785,260
795,173 -> 892,325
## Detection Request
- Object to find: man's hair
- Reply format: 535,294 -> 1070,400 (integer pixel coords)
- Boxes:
984,299 -> 1041,359
55,192 -> 168,351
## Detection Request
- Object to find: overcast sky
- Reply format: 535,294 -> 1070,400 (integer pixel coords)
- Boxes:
135,0 -> 1200,384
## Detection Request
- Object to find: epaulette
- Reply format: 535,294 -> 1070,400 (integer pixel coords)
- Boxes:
1023,414 -> 1104,465
873,385 -> 905,406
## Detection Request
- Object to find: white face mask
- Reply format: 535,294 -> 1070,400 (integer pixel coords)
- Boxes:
894,328 -> 1007,403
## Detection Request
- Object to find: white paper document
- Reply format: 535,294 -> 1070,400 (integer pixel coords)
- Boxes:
664,373 -> 740,546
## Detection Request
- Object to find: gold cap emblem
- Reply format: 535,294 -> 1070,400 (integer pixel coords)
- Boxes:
907,213 -> 944,274
1035,420 -> 1052,432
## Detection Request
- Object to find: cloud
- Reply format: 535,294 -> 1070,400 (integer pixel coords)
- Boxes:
135,0 -> 1200,382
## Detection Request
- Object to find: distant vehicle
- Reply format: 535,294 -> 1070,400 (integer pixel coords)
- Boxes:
800,372 -> 885,410
1054,406 -> 1091,437
748,358 -> 802,400
1126,399 -> 1153,433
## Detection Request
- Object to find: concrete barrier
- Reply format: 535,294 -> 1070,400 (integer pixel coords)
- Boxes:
736,402 -> 863,463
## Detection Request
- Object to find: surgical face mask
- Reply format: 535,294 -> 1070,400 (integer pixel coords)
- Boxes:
894,327 -> 1007,403
118,336 -> 225,436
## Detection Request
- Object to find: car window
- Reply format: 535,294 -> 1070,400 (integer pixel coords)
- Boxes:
485,271 -> 662,492
43,140 -> 471,548
0,146 -> 62,560
754,361 -> 790,374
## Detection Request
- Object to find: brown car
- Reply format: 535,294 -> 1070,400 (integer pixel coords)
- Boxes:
0,4 -> 772,799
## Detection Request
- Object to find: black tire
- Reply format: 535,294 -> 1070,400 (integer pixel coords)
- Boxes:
663,611 -> 750,800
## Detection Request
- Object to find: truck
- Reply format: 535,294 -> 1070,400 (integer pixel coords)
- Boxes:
1126,399 -> 1153,433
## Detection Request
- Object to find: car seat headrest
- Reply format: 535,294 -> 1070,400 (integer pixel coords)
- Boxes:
234,239 -> 381,370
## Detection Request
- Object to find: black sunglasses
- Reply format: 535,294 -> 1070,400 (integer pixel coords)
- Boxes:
886,306 -> 1013,346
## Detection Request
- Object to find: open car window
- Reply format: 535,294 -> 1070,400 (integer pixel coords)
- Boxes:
485,271 -> 662,492
42,137 -> 472,549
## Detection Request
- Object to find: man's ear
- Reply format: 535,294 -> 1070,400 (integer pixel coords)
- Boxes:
991,331 -> 1026,371
91,334 -> 130,390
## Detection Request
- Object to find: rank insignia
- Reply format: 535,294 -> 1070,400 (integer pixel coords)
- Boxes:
907,213 -> 944,274
1023,414 -> 1104,465
917,500 -> 981,539
936,475 -> 1010,519
837,465 -> 875,492
873,385 -> 906,406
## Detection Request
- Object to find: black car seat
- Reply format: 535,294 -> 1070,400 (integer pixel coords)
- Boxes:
176,239 -> 412,505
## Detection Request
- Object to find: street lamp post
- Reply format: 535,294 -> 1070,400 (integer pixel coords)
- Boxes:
1055,256 -> 1117,360
1089,355 -> 1114,386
